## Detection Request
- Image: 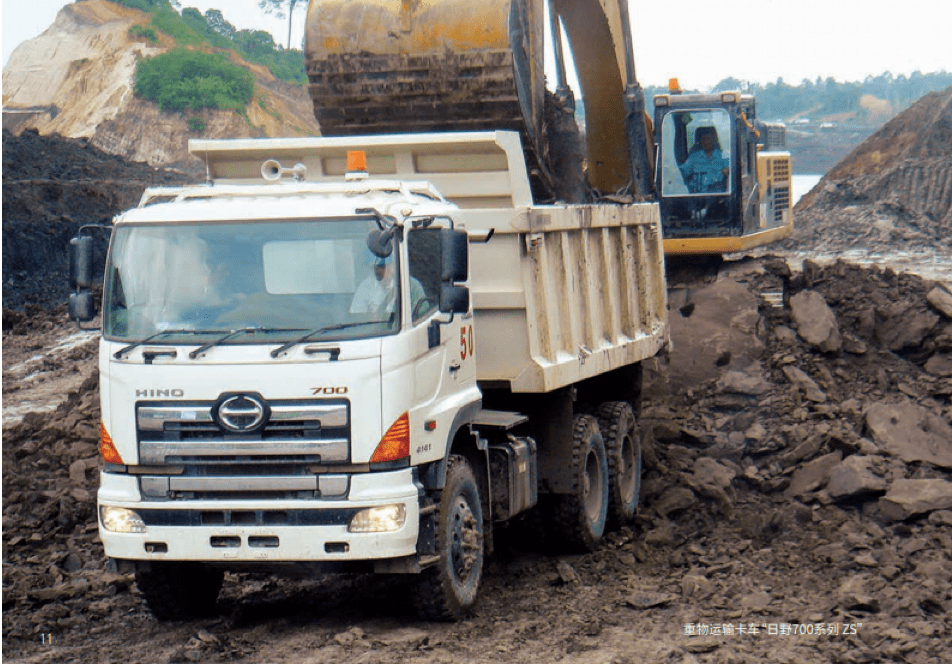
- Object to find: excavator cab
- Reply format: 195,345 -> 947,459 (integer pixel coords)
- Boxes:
659,110 -> 734,220
654,91 -> 793,255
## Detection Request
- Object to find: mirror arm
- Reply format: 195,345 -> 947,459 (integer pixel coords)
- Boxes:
77,223 -> 113,235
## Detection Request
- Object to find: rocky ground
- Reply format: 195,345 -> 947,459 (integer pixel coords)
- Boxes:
3,91 -> 952,663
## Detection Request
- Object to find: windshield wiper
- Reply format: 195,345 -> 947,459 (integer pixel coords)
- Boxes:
270,316 -> 394,358
187,327 -> 302,359
114,329 -> 213,359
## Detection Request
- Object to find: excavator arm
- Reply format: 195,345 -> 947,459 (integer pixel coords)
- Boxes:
304,0 -> 652,202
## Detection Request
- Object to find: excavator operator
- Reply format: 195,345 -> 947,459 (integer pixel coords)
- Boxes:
679,126 -> 730,194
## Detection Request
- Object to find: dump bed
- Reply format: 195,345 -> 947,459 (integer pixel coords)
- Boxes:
189,131 -> 668,394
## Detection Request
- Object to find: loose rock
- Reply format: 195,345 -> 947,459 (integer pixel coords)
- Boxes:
865,400 -> 952,468
790,290 -> 842,352
879,479 -> 952,520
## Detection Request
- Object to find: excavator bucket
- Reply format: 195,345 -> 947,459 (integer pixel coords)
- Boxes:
305,0 -> 545,159
305,0 -> 649,200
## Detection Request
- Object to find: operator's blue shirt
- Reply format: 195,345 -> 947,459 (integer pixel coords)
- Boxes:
679,148 -> 729,193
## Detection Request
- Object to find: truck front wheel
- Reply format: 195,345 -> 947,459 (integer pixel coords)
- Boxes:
552,414 -> 609,552
415,455 -> 484,621
134,562 -> 223,621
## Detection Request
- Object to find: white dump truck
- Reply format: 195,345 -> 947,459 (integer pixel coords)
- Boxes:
69,131 -> 668,620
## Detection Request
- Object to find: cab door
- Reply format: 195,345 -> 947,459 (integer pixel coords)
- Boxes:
403,225 -> 477,465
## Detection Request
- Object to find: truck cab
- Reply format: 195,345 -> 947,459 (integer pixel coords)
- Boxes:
73,152 -> 484,613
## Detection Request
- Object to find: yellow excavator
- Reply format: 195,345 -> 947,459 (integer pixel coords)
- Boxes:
303,0 -> 792,255
653,81 -> 793,255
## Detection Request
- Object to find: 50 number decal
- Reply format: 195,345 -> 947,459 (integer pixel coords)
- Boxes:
460,325 -> 475,360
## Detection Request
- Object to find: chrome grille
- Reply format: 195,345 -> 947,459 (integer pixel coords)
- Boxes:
135,398 -> 350,500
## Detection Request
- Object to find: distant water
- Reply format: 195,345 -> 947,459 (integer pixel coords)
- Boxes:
792,174 -> 823,204
782,173 -> 952,285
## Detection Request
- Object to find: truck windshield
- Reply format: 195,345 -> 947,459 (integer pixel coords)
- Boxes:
103,218 -> 402,344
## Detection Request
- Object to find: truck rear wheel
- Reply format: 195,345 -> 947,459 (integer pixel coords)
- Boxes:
596,401 -> 641,526
415,455 -> 484,621
552,414 -> 609,552
134,562 -> 223,621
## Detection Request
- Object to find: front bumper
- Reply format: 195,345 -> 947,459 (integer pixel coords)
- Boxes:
97,468 -> 421,562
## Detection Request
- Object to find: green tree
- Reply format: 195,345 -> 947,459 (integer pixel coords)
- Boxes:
712,77 -> 745,93
134,48 -> 254,112
234,29 -> 278,59
204,9 -> 236,40
258,0 -> 305,50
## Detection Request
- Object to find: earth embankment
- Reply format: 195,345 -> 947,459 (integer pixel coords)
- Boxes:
791,87 -> 952,254
2,128 -> 194,315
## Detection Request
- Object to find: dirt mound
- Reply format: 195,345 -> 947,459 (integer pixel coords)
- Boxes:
790,87 -> 952,254
824,88 -> 952,180
2,128 -> 194,314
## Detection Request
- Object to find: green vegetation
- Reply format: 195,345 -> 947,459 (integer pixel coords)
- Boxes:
711,72 -> 952,123
112,0 -> 162,10
128,24 -> 158,44
134,48 -> 254,112
111,0 -> 305,84
149,5 -> 205,46
645,71 -> 952,124
187,116 -> 207,134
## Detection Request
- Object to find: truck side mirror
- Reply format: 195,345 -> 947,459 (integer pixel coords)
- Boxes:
366,228 -> 394,258
69,236 -> 94,289
68,291 -> 96,323
440,228 -> 468,282
439,284 -> 469,314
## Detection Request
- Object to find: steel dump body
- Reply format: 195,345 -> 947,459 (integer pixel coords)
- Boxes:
190,131 -> 668,394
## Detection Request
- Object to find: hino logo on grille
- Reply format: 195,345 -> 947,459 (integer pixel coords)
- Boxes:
213,394 -> 269,433
136,389 -> 185,398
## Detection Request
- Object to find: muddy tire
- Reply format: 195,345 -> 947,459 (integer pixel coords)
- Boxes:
415,455 -> 485,621
551,414 -> 609,552
596,401 -> 641,527
134,562 -> 223,621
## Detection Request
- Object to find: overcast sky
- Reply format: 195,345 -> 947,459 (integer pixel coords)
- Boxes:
3,0 -> 951,90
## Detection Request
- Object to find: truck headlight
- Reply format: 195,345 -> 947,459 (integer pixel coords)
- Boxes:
100,506 -> 147,533
348,504 -> 406,533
